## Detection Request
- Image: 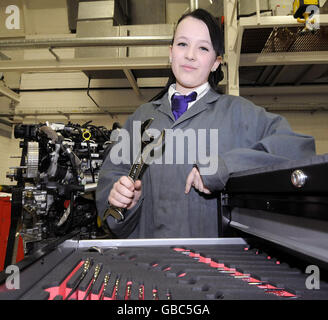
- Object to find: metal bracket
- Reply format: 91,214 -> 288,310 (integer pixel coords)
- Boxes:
0,51 -> 11,61
0,83 -> 20,103
48,47 -> 60,62
221,193 -> 229,206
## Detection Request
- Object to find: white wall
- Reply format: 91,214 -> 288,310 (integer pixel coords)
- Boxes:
24,0 -> 70,35
0,130 -> 21,186
281,111 -> 328,155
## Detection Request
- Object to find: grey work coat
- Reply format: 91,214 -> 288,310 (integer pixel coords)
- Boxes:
96,89 -> 316,238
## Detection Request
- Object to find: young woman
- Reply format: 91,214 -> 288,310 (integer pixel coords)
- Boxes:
96,9 -> 315,238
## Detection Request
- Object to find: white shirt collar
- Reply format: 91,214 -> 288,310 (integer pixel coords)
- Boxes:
168,82 -> 210,108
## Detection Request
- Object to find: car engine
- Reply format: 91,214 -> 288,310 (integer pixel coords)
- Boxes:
6,121 -> 120,254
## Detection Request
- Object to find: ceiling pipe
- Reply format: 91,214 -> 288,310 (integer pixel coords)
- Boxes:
190,0 -> 199,11
0,36 -> 172,50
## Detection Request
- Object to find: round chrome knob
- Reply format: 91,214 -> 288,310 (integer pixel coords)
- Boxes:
291,169 -> 307,188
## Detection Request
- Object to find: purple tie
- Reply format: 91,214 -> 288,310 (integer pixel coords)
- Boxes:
171,91 -> 197,120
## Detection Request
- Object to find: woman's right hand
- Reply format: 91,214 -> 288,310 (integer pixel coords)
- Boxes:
108,176 -> 142,210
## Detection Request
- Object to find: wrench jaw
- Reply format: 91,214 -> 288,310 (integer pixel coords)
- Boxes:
104,206 -> 125,222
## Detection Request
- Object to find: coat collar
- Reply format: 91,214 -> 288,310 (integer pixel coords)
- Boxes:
152,88 -> 221,127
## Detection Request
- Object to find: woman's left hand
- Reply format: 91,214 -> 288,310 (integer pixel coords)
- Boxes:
185,166 -> 212,195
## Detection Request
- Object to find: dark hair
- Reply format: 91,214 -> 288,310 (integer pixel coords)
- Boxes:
150,8 -> 224,101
